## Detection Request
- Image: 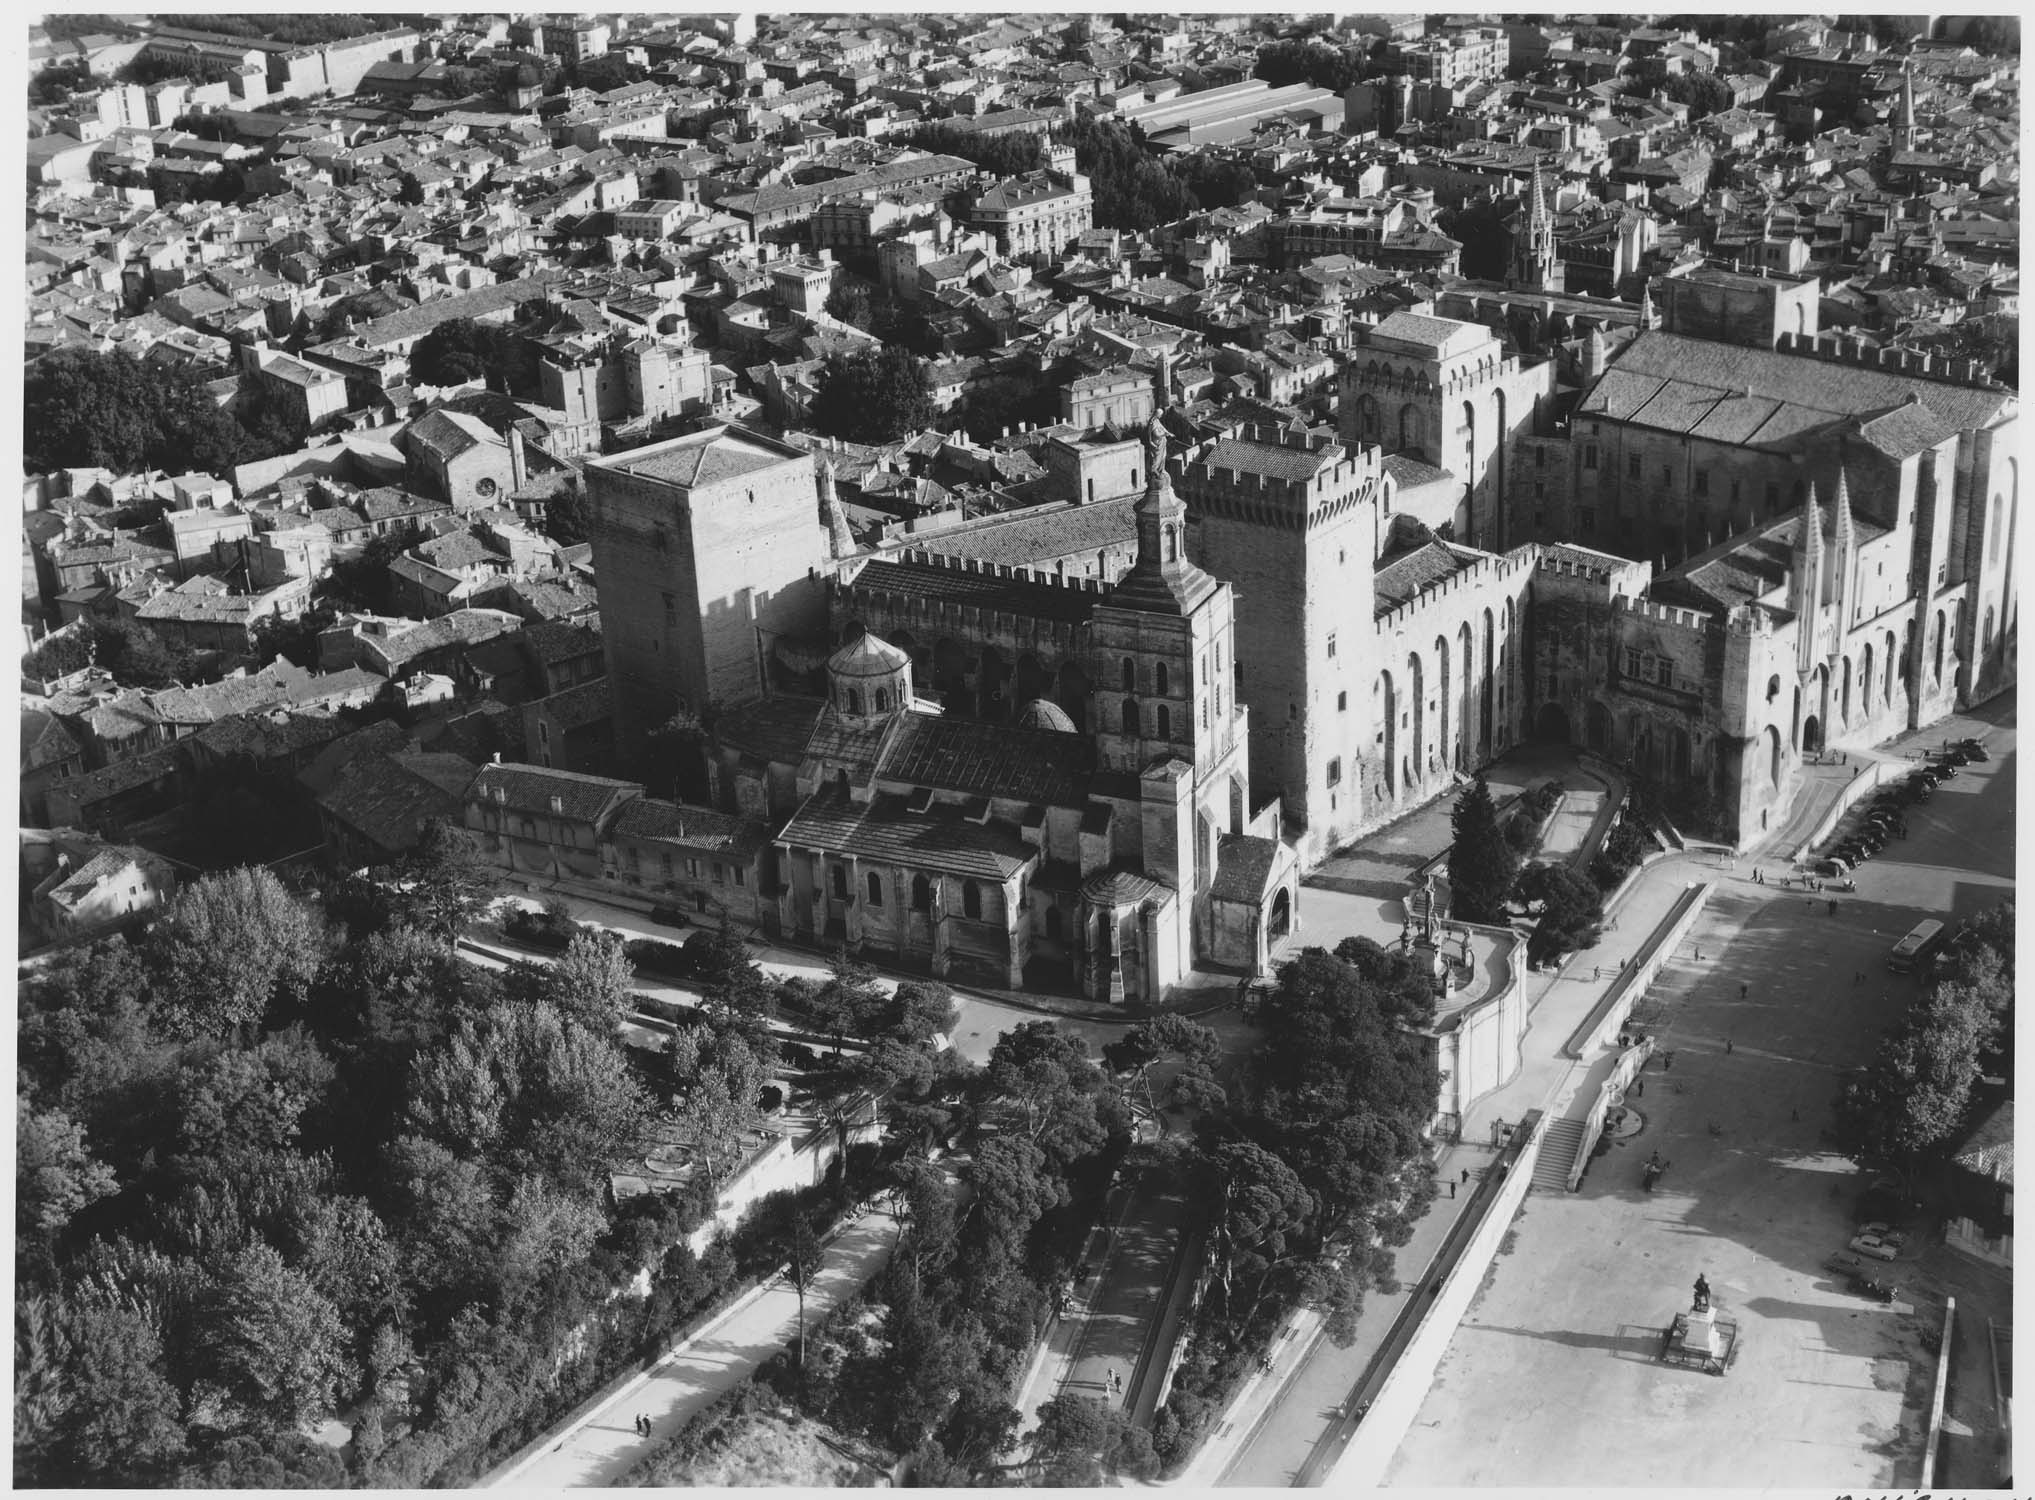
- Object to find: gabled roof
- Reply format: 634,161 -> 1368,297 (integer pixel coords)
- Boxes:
467,760 -> 638,824
776,782 -> 1034,881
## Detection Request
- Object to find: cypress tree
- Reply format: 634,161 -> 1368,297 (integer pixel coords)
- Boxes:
1448,774 -> 1518,924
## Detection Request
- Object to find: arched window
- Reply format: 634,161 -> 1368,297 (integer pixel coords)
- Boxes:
866,870 -> 884,907
962,880 -> 982,920
845,688 -> 862,715
1766,674 -> 1780,702
830,863 -> 848,899
1157,704 -> 1172,738
1121,657 -> 1136,693
1156,662 -> 1169,696
1123,699 -> 1140,736
874,687 -> 889,711
911,874 -> 932,911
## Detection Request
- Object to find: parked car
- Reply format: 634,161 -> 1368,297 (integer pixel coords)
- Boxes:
1957,738 -> 1989,761
649,905 -> 689,928
1814,856 -> 1851,877
1849,1232 -> 1901,1261
1927,759 -> 1960,779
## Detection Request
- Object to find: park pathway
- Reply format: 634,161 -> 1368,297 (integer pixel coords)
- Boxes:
482,1202 -> 899,1489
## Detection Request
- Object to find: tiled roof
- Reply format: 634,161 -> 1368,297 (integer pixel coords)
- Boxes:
1374,540 -> 1474,614
1368,310 -> 1488,355
1853,399 -> 1959,458
371,608 -> 523,668
1587,331 -> 2012,441
523,618 -> 603,664
1382,453 -> 1453,489
911,496 -> 1138,568
716,694 -> 826,764
1210,833 -> 1286,903
468,760 -> 638,823
776,783 -> 1035,880
848,555 -> 1100,624
611,797 -> 764,856
318,749 -> 475,854
879,710 -> 1092,805
602,427 -> 796,490
1201,435 -> 1336,485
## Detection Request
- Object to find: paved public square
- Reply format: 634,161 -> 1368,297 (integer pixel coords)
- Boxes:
1386,697 -> 2015,1488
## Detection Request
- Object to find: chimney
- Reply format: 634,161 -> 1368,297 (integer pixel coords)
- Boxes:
492,751 -> 502,764
548,794 -> 564,814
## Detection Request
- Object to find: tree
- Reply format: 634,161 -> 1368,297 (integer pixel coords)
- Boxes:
886,979 -> 959,1047
905,121 -> 1046,179
981,1021 -> 1114,1167
545,929 -> 637,1031
392,818 -> 498,942
824,279 -> 874,331
1447,774 -> 1517,924
194,1242 -> 355,1430
407,317 -> 528,393
1656,70 -> 1736,120
169,1029 -> 336,1194
1029,1393 -> 1159,1484
570,51 -> 635,92
16,1100 -> 117,1241
146,867 -> 326,1038
543,478 -> 590,544
1834,983 -> 1990,1189
1514,862 -> 1604,965
1205,1140 -> 1313,1327
782,1214 -> 823,1388
24,347 -> 263,477
14,1292 -> 187,1486
809,346 -> 936,443
812,948 -> 883,1036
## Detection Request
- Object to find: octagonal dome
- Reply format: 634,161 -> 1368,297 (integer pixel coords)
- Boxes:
827,632 -> 910,679
1015,697 -> 1077,733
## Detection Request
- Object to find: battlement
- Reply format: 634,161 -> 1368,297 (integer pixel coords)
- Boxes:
1180,429 -> 1385,533
887,546 -> 1112,592
1374,544 -> 1535,634
1724,604 -> 1778,636
1772,330 -> 2000,389
1611,594 -> 1715,633
1536,553 -> 1619,583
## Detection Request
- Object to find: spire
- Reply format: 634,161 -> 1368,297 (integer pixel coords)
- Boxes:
1526,156 -> 1550,230
1793,480 -> 1825,674
1895,59 -> 1917,152
1638,279 -> 1657,330
819,460 -> 855,560
1831,466 -> 1859,627
1107,414 -> 1218,617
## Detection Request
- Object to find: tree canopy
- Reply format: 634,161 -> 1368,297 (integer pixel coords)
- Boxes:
24,348 -> 281,478
406,316 -> 534,394
809,346 -> 937,443
906,120 -> 1047,179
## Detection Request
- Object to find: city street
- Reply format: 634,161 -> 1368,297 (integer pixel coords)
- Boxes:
1385,696 -> 2015,1488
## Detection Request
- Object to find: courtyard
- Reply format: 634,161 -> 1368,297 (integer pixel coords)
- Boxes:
1384,696 -> 2016,1488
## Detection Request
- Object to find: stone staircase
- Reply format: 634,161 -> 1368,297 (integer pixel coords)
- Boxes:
1530,1116 -> 1587,1193
1404,875 -> 1451,928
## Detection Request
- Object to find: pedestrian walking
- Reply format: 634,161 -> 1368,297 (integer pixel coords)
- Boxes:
1461,1167 -> 1471,1185
1740,982 -> 1748,1000
1448,1180 -> 1456,1199
1726,1038 -> 1733,1054
1695,947 -> 1703,961
1633,1079 -> 1644,1097
1594,964 -> 1601,980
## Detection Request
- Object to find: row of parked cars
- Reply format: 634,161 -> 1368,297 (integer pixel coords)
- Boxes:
1819,738 -> 1986,871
